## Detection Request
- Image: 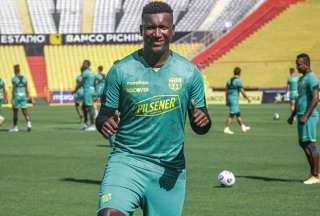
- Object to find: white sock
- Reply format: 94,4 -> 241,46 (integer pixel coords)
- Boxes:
27,121 -> 32,128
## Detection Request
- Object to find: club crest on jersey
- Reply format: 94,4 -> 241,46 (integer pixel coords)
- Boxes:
168,77 -> 182,91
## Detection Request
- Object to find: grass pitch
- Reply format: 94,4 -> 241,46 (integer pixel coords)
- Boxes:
0,103 -> 319,216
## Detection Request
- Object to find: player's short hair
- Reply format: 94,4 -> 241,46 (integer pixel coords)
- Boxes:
233,67 -> 241,75
98,65 -> 103,71
297,53 -> 310,66
83,59 -> 91,67
289,67 -> 295,73
142,1 -> 173,17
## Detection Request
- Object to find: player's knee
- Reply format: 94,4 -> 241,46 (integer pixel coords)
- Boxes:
98,208 -> 124,216
305,143 -> 319,157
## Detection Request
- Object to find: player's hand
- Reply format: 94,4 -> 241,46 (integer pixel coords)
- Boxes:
100,113 -> 119,139
299,115 -> 308,124
191,99 -> 209,128
287,115 -> 294,125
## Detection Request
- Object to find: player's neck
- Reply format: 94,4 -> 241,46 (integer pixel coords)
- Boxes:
141,48 -> 171,67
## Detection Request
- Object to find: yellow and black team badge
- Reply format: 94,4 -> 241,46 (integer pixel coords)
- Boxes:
168,77 -> 182,91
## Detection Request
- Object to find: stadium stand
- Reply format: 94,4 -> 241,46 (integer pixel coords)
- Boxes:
28,0 -> 57,34
0,0 -> 22,34
15,0 -> 34,34
116,0 -> 149,33
57,0 -> 82,33
175,0 -> 214,32
166,0 -> 189,25
202,0 -> 318,88
93,0 -> 122,33
0,46 -> 37,97
44,43 -> 202,91
82,0 -> 95,33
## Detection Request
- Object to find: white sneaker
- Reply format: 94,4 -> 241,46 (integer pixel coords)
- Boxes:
81,123 -> 88,130
9,126 -> 19,132
241,125 -> 251,132
85,125 -> 96,131
27,121 -> 32,132
224,127 -> 234,134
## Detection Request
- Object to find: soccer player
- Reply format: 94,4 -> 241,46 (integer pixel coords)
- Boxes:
9,64 -> 32,132
95,2 -> 212,216
288,53 -> 320,184
224,67 -> 251,134
74,67 -> 84,125
94,65 -> 106,115
0,77 -> 6,109
73,60 -> 96,131
287,67 -> 298,112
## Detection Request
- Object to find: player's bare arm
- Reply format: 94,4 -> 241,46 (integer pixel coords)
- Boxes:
188,99 -> 211,134
96,106 -> 119,139
240,88 -> 251,103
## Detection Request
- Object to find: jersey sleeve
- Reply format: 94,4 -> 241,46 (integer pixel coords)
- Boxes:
308,74 -> 319,91
236,79 -> 243,89
103,64 -> 121,109
189,66 -> 206,108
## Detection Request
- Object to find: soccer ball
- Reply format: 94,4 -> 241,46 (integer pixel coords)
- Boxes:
0,115 -> 5,126
273,112 -> 280,120
218,170 -> 236,186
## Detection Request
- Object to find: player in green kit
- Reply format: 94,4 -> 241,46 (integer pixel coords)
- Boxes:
9,64 -> 32,132
0,77 -> 6,126
74,67 -> 84,126
0,77 -> 6,109
288,53 -> 320,184
73,60 -> 96,131
287,67 -> 298,112
94,65 -> 106,116
224,67 -> 251,135
95,2 -> 212,216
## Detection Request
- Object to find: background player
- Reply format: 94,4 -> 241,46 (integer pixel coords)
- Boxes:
0,77 -> 6,109
94,65 -> 105,116
288,53 -> 320,184
74,67 -> 85,126
95,2 -> 211,215
73,60 -> 96,131
0,77 -> 6,126
9,64 -> 32,132
287,67 -> 299,112
224,66 -> 251,134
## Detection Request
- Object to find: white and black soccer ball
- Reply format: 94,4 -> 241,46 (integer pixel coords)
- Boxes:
0,115 -> 5,126
218,170 -> 236,186
273,112 -> 280,120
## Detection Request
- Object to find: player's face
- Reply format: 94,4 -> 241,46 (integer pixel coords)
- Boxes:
296,58 -> 308,74
82,61 -> 90,70
14,65 -> 20,75
141,13 -> 175,54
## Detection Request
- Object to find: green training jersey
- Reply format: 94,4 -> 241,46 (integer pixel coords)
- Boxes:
82,69 -> 95,93
0,79 -> 5,99
226,77 -> 243,102
288,75 -> 298,92
76,74 -> 84,95
297,71 -> 319,116
95,73 -> 105,95
104,51 -> 206,169
12,75 -> 27,98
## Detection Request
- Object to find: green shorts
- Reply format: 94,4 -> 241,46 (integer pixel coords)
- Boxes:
227,101 -> 240,114
297,115 -> 319,143
12,97 -> 27,108
98,152 -> 186,216
289,91 -> 298,102
83,92 -> 94,106
74,94 -> 83,104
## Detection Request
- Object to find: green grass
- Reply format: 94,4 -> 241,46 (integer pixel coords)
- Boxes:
0,104 -> 319,216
